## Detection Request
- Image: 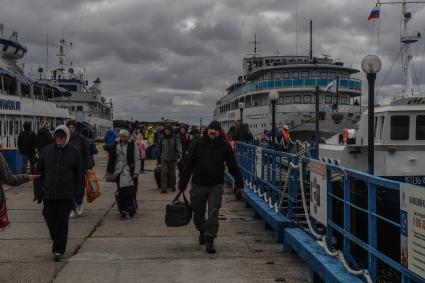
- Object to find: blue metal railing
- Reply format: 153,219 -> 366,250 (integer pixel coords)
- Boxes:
228,78 -> 362,98
235,142 -> 425,283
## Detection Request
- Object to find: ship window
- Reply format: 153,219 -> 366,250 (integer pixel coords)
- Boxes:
303,95 -> 311,103
77,106 -> 83,111
379,116 -> 385,140
59,84 -> 77,92
274,72 -> 282,79
374,117 -> 378,138
320,72 -> 328,78
341,96 -> 349,105
283,72 -> 289,79
284,96 -> 292,104
391,115 -> 409,140
15,121 -> 19,135
291,72 -> 299,78
330,72 -> 336,78
325,96 -> 332,104
416,115 -> 425,140
301,71 -> 309,78
278,97 -> 284,104
294,96 -> 301,103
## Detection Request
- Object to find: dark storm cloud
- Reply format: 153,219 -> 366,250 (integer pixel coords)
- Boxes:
2,0 -> 425,123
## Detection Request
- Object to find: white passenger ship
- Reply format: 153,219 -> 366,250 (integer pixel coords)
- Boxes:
0,25 -> 70,148
46,39 -> 113,139
214,32 -> 363,141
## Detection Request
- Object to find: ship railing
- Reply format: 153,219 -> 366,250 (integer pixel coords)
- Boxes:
228,78 -> 362,98
234,141 -> 425,283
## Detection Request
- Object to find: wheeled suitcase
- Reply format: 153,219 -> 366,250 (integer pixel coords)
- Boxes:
154,165 -> 161,188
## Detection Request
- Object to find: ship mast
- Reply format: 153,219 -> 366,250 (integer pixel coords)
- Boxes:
378,0 -> 423,96
401,0 -> 414,96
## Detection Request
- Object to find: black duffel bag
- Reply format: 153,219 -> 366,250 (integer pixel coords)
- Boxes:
165,191 -> 192,227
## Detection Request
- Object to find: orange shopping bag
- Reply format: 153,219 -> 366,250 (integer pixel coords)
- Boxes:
86,171 -> 101,203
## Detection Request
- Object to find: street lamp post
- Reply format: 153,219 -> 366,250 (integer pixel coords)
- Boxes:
361,54 -> 382,175
238,102 -> 245,126
269,90 -> 279,148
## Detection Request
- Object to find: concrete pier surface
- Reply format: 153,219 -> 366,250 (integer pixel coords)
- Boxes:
0,149 -> 308,283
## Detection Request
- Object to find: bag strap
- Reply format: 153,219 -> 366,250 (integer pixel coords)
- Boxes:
172,190 -> 190,205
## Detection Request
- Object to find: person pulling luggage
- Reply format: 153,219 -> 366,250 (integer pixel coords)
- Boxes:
178,121 -> 244,254
106,129 -> 140,219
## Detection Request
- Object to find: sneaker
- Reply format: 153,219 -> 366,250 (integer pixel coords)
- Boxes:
69,210 -> 76,219
76,205 -> 84,217
53,252 -> 63,262
205,238 -> 216,254
120,212 -> 128,220
161,189 -> 167,194
199,231 -> 206,245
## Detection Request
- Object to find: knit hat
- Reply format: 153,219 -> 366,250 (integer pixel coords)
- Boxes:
119,129 -> 130,137
207,121 -> 222,131
66,119 -> 78,128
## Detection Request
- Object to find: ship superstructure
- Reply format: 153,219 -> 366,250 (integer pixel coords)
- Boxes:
46,39 -> 113,138
0,25 -> 70,147
214,50 -> 363,140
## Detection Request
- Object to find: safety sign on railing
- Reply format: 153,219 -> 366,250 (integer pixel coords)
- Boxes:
309,159 -> 327,226
400,183 -> 425,278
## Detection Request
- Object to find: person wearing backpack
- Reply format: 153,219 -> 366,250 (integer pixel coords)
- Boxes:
157,125 -> 182,194
17,122 -> 37,173
106,129 -> 140,219
81,128 -> 98,168
178,121 -> 244,254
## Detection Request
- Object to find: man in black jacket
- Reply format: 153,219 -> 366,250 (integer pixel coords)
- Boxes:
179,121 -> 244,254
17,122 -> 36,173
66,120 -> 91,217
39,125 -> 82,262
35,121 -> 53,154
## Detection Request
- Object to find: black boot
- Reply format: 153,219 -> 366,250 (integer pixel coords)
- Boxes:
199,231 -> 206,245
205,237 -> 216,254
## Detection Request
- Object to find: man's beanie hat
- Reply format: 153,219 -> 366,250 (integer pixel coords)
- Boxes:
66,119 -> 78,128
207,121 -> 222,131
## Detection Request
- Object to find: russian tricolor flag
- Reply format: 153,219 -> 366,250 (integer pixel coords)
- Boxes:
368,6 -> 380,20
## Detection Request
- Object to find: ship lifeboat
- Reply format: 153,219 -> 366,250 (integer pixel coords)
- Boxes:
0,38 -> 27,60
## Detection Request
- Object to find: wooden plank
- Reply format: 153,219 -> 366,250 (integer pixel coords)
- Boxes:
284,228 -> 363,283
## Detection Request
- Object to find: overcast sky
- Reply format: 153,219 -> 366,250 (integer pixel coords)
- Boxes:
2,0 -> 425,124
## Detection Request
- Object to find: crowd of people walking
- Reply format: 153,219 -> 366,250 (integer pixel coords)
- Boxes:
1,118 -> 247,261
